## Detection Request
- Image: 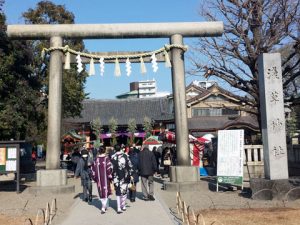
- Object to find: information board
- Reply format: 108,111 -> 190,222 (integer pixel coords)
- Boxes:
0,142 -> 21,193
0,146 -> 18,172
217,130 -> 244,190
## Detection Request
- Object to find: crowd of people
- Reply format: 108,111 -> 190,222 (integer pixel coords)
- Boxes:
73,143 -> 167,214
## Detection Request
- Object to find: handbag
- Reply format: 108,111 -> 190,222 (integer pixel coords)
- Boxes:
128,180 -> 136,191
163,159 -> 171,166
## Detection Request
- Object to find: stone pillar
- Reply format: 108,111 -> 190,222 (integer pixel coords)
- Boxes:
46,36 -> 63,170
170,34 -> 190,166
258,53 -> 289,180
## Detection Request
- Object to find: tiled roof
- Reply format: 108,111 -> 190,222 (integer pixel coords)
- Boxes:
186,83 -> 242,104
188,115 -> 259,131
64,97 -> 174,126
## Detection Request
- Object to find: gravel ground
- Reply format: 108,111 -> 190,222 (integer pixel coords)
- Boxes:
0,174 -> 79,225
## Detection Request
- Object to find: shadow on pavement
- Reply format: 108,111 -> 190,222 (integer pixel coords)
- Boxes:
0,180 -> 28,193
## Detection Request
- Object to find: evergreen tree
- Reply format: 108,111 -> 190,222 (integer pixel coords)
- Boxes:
108,117 -> 118,146
22,0 -> 88,118
127,118 -> 137,145
143,116 -> 153,139
0,9 -> 45,141
90,117 -> 102,148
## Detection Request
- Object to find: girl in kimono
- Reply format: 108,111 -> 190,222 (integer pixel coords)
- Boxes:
91,147 -> 113,214
110,144 -> 133,214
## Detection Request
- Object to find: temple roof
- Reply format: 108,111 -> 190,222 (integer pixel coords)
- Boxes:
64,97 -> 174,126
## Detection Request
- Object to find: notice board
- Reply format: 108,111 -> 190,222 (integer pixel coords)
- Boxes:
0,141 -> 21,193
216,130 -> 244,190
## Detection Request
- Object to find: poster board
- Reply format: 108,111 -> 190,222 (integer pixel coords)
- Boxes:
217,130 -> 244,191
0,142 -> 21,193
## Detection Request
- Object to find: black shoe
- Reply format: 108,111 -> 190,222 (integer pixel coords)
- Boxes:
84,198 -> 88,202
89,195 -> 93,202
148,195 -> 155,201
117,210 -> 123,214
130,199 -> 135,202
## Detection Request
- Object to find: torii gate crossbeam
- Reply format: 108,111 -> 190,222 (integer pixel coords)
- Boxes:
7,22 -> 223,172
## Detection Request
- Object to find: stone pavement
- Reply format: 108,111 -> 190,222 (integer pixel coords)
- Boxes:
54,179 -> 177,225
3,160 -> 298,224
51,175 -> 300,225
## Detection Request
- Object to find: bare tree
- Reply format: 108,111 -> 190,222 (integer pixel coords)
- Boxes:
190,0 -> 300,120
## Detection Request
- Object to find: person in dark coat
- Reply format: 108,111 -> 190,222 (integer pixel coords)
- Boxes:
71,148 -> 81,174
161,147 -> 172,178
75,149 -> 93,204
138,145 -> 157,201
152,146 -> 161,175
128,147 -> 139,202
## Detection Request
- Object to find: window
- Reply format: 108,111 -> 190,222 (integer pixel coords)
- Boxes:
222,108 -> 239,115
192,108 -> 239,117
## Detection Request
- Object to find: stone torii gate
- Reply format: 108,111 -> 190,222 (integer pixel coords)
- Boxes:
7,22 -> 223,188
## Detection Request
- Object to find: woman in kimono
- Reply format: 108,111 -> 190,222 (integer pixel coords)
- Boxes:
91,147 -> 113,214
110,144 -> 133,214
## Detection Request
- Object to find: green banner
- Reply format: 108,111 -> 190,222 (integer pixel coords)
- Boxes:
217,176 -> 243,186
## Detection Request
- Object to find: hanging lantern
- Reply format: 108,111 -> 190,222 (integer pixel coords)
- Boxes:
114,58 -> 121,77
89,58 -> 95,75
140,57 -> 147,74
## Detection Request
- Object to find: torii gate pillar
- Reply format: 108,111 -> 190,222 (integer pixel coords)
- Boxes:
46,36 -> 63,170
170,34 -> 189,166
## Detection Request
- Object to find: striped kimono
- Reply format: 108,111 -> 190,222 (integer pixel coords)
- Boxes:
92,154 -> 113,199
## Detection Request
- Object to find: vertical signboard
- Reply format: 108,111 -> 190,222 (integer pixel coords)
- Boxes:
217,130 -> 244,191
258,53 -> 288,180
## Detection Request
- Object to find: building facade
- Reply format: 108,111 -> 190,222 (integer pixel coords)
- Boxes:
184,82 -> 260,143
116,79 -> 170,99
63,80 -> 260,145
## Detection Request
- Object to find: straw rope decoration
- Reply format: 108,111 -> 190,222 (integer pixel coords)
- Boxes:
41,44 -> 188,76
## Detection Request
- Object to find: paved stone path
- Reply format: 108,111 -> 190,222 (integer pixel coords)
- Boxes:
57,180 -> 176,225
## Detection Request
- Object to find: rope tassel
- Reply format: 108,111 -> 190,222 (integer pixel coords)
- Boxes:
41,49 -> 46,61
64,52 -> 71,70
140,57 -> 147,74
89,58 -> 95,76
114,58 -> 121,77
164,50 -> 172,68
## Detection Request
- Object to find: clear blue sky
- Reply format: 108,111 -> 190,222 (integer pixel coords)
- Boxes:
4,0 -> 204,99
